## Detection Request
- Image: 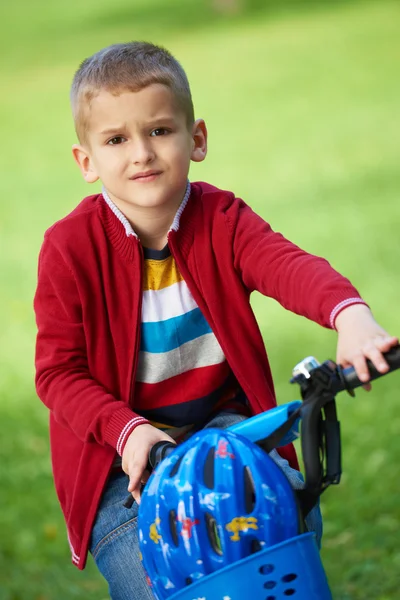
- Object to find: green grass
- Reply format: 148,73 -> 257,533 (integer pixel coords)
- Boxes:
1,0 -> 400,598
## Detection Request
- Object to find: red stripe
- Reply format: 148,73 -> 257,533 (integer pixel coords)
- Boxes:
134,362 -> 231,411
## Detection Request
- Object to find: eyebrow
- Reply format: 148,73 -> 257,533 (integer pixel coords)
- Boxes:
99,125 -> 127,136
147,116 -> 177,125
99,116 -> 178,136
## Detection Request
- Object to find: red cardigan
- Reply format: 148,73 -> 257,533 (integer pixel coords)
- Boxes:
34,181 -> 364,568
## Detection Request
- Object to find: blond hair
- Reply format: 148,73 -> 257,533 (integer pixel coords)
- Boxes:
71,41 -> 195,143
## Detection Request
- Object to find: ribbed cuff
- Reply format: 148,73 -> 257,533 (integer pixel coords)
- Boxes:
105,407 -> 149,455
330,298 -> 369,329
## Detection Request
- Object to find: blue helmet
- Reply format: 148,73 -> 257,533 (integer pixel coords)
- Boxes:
138,428 -> 300,600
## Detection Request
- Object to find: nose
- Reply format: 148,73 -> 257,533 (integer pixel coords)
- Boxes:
132,137 -> 155,165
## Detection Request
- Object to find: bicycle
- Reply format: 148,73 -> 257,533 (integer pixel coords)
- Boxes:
130,345 -> 400,600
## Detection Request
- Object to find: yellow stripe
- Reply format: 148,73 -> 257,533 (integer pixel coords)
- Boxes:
148,420 -> 194,440
143,256 -> 184,291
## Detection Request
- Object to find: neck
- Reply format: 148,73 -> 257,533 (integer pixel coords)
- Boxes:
133,210 -> 175,250
102,183 -> 190,251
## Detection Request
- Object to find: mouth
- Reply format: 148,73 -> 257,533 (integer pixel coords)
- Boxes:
130,170 -> 162,182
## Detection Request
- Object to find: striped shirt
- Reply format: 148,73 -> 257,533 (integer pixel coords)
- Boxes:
134,245 -> 247,440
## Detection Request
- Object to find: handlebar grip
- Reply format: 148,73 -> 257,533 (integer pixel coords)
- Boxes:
148,441 -> 177,469
340,344 -> 400,390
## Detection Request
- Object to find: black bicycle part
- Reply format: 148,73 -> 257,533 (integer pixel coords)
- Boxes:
254,346 -> 400,517
339,345 -> 400,391
293,345 -> 400,514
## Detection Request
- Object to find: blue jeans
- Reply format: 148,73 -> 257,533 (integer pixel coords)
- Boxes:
90,469 -> 154,599
89,411 -> 322,599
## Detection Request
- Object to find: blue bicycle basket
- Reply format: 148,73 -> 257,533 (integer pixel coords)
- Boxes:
138,428 -> 300,600
166,533 -> 332,600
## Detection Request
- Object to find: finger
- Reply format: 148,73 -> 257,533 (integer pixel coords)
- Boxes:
352,354 -> 370,383
127,460 -> 146,494
140,470 -> 150,485
130,487 -> 142,505
363,343 -> 390,374
374,335 -> 399,353
128,474 -> 144,505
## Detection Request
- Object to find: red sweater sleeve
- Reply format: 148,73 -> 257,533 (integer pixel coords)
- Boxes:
225,196 -> 366,328
34,237 -> 148,455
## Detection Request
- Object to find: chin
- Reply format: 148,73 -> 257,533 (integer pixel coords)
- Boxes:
141,194 -> 175,207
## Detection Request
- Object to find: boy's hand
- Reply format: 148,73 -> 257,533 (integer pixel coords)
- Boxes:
121,424 -> 176,504
335,304 -> 398,389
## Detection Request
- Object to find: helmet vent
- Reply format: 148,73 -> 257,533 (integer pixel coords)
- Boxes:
250,538 -> 262,554
170,454 -> 185,477
205,512 -> 223,555
244,466 -> 256,513
169,510 -> 179,547
203,446 -> 215,489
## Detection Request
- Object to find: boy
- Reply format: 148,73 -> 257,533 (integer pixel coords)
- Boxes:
34,41 -> 397,599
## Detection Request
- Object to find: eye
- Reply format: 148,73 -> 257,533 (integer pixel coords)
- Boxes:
150,128 -> 169,137
107,136 -> 126,145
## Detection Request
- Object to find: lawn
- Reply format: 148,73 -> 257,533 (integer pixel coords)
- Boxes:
1,1 -> 400,598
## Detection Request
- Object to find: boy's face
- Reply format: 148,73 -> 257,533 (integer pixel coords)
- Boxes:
72,84 -> 207,216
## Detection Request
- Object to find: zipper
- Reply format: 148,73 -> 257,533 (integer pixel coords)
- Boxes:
129,241 -> 143,407
168,232 -> 230,370
168,231 -> 224,348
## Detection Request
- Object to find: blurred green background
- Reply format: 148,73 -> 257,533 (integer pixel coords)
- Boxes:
1,0 -> 400,598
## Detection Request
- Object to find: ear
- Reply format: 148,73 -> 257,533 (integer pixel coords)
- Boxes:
72,144 -> 99,183
190,119 -> 208,163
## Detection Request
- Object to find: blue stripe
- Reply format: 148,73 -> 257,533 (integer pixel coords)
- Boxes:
140,307 -> 212,353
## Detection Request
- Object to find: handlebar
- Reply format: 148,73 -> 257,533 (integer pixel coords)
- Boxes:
123,345 -> 400,510
296,345 -> 400,498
